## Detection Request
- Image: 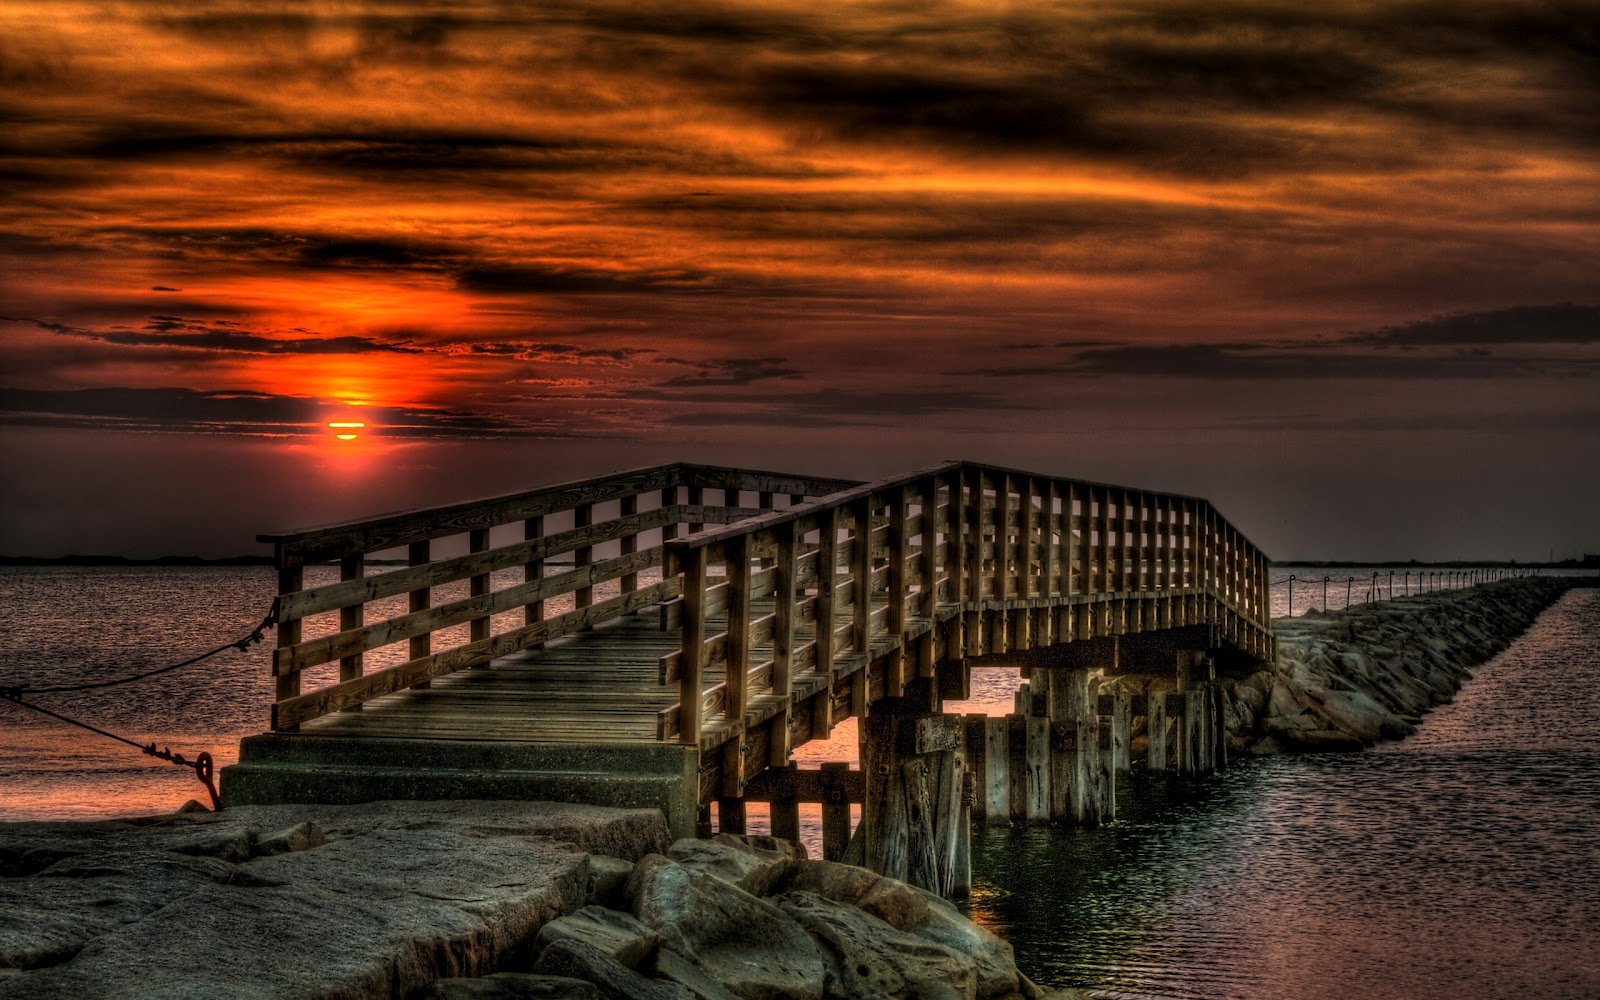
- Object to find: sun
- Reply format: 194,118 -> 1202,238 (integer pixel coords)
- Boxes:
328,420 -> 366,441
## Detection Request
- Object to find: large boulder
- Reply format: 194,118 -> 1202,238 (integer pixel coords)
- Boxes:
777,890 -> 978,1000
423,974 -> 603,999
536,906 -> 659,968
533,939 -> 691,1000
628,854 -> 827,1000
776,860 -> 1019,998
664,835 -> 802,897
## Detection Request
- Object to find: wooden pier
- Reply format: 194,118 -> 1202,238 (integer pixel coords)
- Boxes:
223,460 -> 1273,895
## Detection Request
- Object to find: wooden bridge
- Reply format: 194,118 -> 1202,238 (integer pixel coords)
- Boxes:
223,460 -> 1273,892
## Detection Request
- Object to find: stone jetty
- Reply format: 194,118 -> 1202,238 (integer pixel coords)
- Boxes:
0,801 -> 1041,1000
1231,577 -> 1575,753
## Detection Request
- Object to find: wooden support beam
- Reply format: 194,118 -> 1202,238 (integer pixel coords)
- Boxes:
768,765 -> 801,844
820,762 -> 853,862
1111,687 -> 1131,773
717,797 -> 746,835
983,716 -> 1008,826
1025,714 -> 1049,823
1148,685 -> 1169,772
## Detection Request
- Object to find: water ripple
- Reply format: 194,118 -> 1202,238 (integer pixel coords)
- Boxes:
970,587 -> 1600,1000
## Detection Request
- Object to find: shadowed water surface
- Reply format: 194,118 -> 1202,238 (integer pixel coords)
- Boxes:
971,587 -> 1600,999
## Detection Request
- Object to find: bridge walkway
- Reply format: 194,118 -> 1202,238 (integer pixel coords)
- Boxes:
222,460 -> 1274,837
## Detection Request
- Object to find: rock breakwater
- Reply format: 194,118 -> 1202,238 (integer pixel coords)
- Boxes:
1228,577 -> 1576,753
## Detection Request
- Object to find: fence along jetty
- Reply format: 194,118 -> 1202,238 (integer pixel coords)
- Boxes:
224,459 -> 1275,897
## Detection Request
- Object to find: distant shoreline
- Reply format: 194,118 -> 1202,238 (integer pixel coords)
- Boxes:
0,554 -> 274,567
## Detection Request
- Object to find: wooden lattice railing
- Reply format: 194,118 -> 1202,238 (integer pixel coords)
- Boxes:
262,463 -> 858,729
658,461 -> 1273,749
262,460 -> 1272,740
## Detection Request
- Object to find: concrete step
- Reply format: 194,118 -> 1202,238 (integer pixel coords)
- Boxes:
220,735 -> 701,834
234,733 -> 696,774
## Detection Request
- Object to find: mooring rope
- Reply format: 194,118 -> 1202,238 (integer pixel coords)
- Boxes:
0,598 -> 277,811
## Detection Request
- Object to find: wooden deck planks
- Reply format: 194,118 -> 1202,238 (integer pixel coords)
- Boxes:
301,610 -> 721,743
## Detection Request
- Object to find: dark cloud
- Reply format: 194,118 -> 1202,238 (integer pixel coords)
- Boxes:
959,304 -> 1600,380
658,357 -> 805,387
456,263 -> 695,296
150,285 -> 181,292
655,384 -> 1024,428
464,341 -> 653,364
1344,303 -> 1600,347
45,315 -> 421,355
0,386 -> 589,439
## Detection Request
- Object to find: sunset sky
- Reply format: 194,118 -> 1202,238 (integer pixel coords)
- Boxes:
2,1 -> 1596,561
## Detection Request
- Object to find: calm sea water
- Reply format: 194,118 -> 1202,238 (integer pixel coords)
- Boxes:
971,586 -> 1600,999
2,568 -> 1596,998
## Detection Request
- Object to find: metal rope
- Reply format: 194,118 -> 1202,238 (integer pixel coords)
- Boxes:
0,693 -> 221,810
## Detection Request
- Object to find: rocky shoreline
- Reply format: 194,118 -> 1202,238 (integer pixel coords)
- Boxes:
1229,576 -> 1577,753
0,801 -> 1054,999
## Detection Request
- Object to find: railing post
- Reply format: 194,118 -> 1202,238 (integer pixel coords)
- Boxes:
771,519 -> 798,765
339,554 -> 365,702
1075,483 -> 1088,601
965,465 -> 984,602
889,490 -> 909,636
661,487 -> 678,543
995,473 -> 1012,602
1146,493 -> 1159,596
468,530 -> 490,648
408,541 -> 431,689
272,561 -> 302,731
919,477 -> 940,679
853,496 -> 873,654
688,485 -> 704,533
574,502 -> 593,612
524,515 -> 544,644
620,494 -> 638,595
947,470 -> 966,605
678,546 -> 707,745
920,478 -> 939,619
1044,480 -> 1060,599
1130,491 -> 1144,595
888,489 -> 909,694
724,535 -> 752,796
1098,486 -> 1112,595
813,506 -> 838,740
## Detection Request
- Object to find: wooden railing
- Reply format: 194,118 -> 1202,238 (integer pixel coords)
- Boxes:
261,463 -> 858,729
659,461 -> 1273,749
